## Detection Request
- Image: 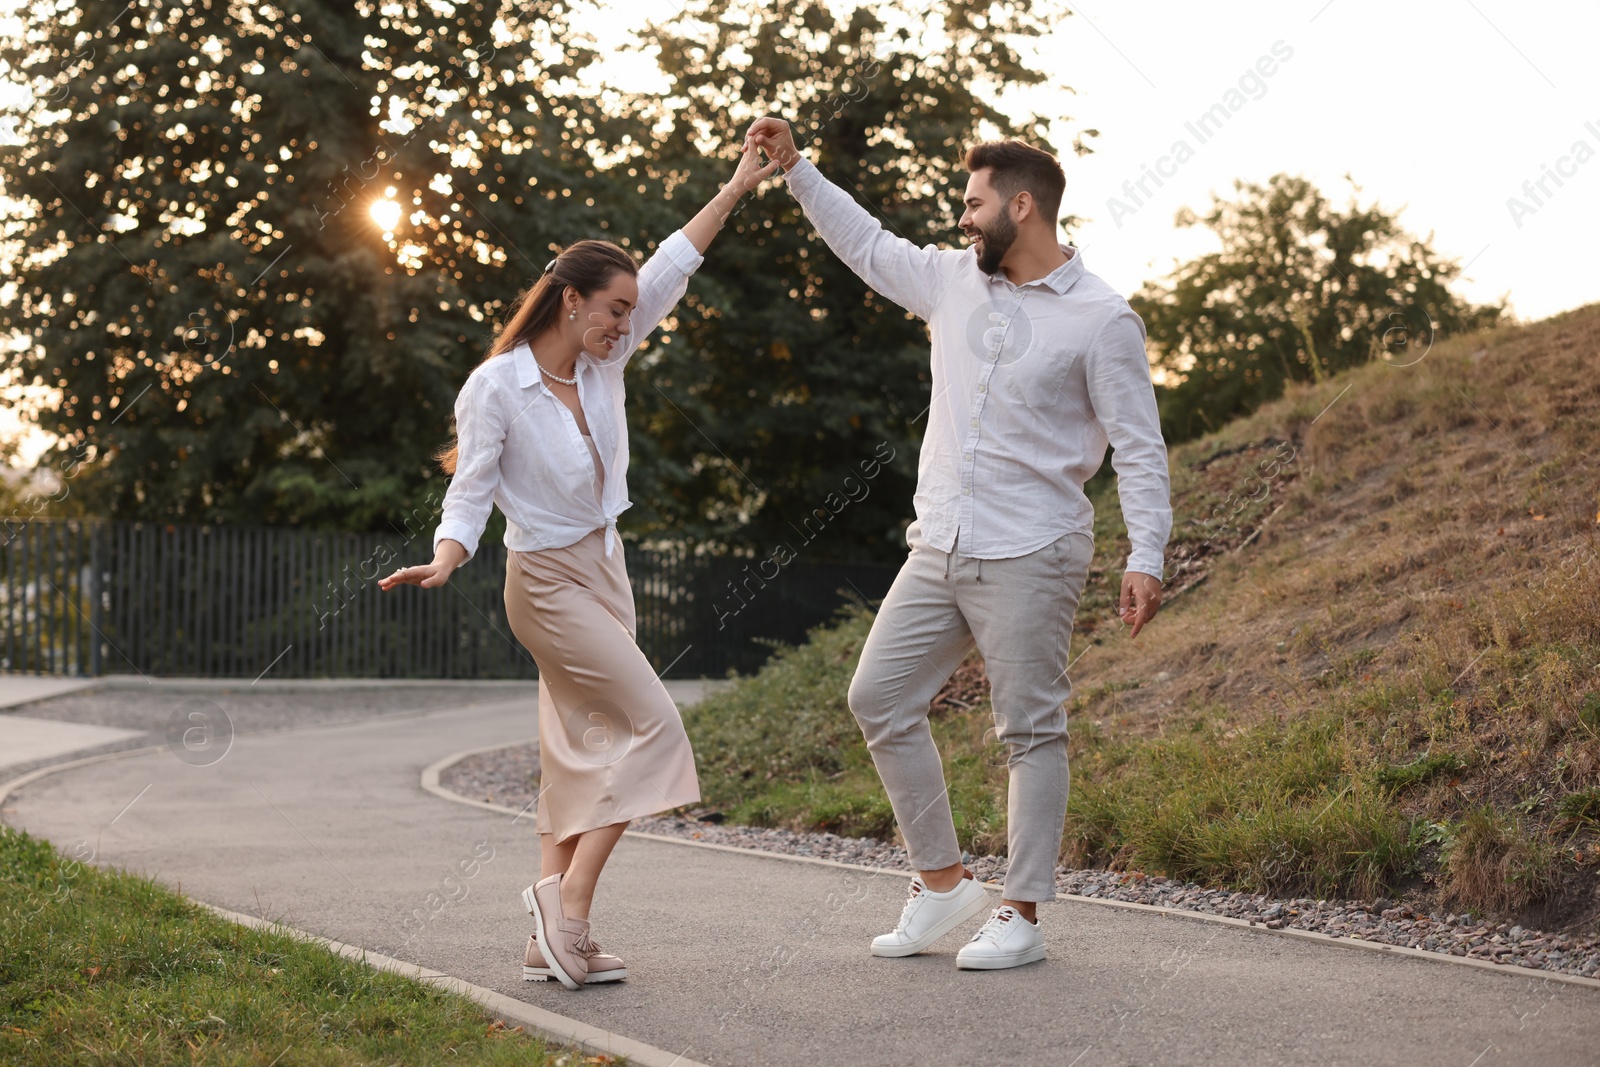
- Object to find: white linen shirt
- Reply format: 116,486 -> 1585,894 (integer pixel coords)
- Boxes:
784,158 -> 1173,579
432,230 -> 704,563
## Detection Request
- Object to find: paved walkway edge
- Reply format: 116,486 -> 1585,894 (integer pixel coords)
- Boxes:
3,675 -> 538,695
0,676 -> 102,709
0,744 -> 171,807
424,743 -> 1600,994
201,903 -> 710,1067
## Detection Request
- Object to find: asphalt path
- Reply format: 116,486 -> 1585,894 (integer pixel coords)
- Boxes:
5,689 -> 1598,1066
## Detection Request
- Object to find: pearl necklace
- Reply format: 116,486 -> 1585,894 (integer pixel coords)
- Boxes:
534,357 -> 577,386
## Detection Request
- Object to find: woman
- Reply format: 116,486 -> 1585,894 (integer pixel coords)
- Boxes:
379,144 -> 778,990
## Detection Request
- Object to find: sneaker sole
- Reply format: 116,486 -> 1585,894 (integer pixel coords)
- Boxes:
870,883 -> 992,958
522,884 -> 583,991
956,944 -> 1047,970
523,965 -> 627,983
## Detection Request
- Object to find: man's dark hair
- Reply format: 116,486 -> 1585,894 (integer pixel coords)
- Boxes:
965,140 -> 1065,226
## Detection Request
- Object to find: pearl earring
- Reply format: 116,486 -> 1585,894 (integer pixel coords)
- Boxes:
569,311 -> 576,320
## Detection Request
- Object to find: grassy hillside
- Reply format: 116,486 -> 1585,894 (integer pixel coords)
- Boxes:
682,304 -> 1600,929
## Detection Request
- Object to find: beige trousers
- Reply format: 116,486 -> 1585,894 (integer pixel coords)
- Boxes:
847,520 -> 1094,901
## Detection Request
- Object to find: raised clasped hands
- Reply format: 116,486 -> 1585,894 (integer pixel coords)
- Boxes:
705,135 -> 783,233
742,116 -> 801,171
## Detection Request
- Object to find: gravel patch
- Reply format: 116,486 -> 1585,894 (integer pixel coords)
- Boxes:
441,741 -> 1600,981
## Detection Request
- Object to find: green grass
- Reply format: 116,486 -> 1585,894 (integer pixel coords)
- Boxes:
1557,788 -> 1600,828
1064,712 -> 1415,900
684,607 -> 880,824
0,826 -> 561,1066
1371,750 -> 1468,792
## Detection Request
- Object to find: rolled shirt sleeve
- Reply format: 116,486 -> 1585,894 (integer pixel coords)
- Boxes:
611,229 -> 704,369
1086,306 -> 1172,581
433,370 -> 508,564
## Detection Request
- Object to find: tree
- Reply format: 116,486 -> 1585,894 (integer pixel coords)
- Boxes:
1131,174 -> 1503,444
0,0 -> 649,530
620,0 -> 1087,563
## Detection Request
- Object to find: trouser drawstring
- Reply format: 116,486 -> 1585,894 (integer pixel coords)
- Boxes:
943,532 -> 981,580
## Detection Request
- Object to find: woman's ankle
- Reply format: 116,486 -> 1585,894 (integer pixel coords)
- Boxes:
558,879 -> 593,920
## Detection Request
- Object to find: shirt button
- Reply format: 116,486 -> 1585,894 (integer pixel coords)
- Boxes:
962,488 -> 971,496
969,419 -> 978,428
978,384 -> 988,393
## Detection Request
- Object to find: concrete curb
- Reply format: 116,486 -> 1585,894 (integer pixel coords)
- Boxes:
199,904 -> 711,1067
0,676 -> 102,710
427,742 -> 1600,995
0,695 -> 540,813
0,744 -> 172,808
2,675 -> 735,698
3,675 -> 539,696
420,739 -> 540,818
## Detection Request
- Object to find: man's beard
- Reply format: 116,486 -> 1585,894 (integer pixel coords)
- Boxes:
974,212 -> 1017,275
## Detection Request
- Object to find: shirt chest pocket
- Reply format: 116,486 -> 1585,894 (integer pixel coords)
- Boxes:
997,334 -> 1079,410
962,295 -> 1077,409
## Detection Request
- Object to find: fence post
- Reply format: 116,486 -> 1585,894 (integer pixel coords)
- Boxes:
88,521 -> 104,677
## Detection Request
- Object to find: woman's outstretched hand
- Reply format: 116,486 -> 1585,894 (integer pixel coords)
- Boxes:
377,561 -> 452,590
683,141 -> 782,254
378,539 -> 468,591
727,140 -> 781,199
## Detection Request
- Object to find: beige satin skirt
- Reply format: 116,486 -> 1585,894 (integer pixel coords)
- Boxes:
504,527 -> 701,843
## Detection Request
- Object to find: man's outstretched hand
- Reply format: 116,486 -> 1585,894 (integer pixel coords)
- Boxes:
1119,571 -> 1162,639
744,116 -> 801,170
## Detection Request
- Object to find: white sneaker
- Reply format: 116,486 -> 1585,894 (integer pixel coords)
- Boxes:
870,874 -> 991,957
956,905 -> 1047,970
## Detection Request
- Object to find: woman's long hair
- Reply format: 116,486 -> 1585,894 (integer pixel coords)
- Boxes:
436,240 -> 637,474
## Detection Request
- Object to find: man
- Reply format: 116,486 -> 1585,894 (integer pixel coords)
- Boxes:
745,117 -> 1171,970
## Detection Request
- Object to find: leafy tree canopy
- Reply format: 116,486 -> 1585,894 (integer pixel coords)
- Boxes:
1,0 -> 656,532
1132,174 -> 1503,444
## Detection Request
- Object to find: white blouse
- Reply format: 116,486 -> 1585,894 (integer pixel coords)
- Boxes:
432,230 -> 704,563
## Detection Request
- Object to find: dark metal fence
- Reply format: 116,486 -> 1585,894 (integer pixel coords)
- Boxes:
0,520 -> 896,680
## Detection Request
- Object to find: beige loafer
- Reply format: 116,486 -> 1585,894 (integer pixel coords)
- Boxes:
521,874 -> 590,990
523,933 -> 627,983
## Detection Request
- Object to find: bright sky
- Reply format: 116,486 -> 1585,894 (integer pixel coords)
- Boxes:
584,0 -> 1600,322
